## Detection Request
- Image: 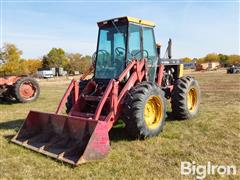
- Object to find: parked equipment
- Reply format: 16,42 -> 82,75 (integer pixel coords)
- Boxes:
12,17 -> 201,166
227,65 -> 240,74
0,76 -> 40,103
37,68 -> 54,79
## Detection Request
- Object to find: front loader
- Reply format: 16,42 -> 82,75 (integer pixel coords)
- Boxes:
12,17 -> 201,166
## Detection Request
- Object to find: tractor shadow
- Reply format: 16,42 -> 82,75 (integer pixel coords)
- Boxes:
166,112 -> 179,121
109,112 -> 178,142
0,99 -> 19,105
0,119 -> 23,140
0,119 -> 23,130
109,127 -> 135,142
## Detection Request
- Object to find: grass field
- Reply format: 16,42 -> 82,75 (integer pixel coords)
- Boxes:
0,70 -> 239,179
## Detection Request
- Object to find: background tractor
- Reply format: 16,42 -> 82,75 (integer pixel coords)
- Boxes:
0,76 -> 40,103
12,17 -> 200,166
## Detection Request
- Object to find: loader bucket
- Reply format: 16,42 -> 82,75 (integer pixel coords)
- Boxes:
11,111 -> 110,166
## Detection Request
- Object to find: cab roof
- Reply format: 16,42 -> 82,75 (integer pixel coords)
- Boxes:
97,16 -> 155,27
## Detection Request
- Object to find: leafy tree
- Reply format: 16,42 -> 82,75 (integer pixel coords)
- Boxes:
65,53 -> 92,74
0,43 -> 43,75
80,55 -> 92,73
227,55 -> 240,65
218,54 -> 228,66
23,59 -> 42,75
182,57 -> 192,63
0,43 -> 22,63
42,48 -> 68,68
196,58 -> 205,64
0,43 -> 25,75
65,53 -> 83,74
204,53 -> 219,62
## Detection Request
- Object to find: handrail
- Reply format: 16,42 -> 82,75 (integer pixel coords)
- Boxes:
118,60 -> 136,82
94,79 -> 114,120
93,59 -> 146,121
55,79 -> 75,114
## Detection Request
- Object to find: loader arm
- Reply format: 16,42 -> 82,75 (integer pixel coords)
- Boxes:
11,58 -> 148,166
69,58 -> 147,130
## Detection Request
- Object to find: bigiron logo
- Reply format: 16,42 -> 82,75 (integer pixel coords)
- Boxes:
181,161 -> 237,179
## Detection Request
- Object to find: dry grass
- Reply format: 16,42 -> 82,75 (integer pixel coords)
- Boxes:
0,70 -> 239,179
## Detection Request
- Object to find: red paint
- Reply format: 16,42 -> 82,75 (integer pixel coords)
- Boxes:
0,76 -> 20,86
55,79 -> 75,114
12,58 -> 169,166
157,64 -> 164,86
19,82 -> 35,98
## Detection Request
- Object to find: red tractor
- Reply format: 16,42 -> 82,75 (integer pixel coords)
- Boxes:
0,76 -> 40,103
12,17 -> 200,166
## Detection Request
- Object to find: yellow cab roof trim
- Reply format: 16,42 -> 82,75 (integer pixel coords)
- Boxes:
127,17 -> 155,27
97,16 -> 155,27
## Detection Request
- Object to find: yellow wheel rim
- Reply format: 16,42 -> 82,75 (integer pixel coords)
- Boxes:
187,87 -> 198,112
144,96 -> 163,129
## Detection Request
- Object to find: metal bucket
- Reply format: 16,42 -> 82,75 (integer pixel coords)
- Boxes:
11,111 -> 110,166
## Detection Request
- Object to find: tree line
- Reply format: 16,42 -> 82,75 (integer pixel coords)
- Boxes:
182,53 -> 240,66
0,43 -> 239,76
0,43 -> 92,76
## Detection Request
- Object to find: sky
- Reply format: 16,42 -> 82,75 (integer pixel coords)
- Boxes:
0,0 -> 239,59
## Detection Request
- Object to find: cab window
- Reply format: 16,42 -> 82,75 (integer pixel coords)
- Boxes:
143,27 -> 157,65
128,24 -> 142,60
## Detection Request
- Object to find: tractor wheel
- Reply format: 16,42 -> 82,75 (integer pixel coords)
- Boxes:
14,77 -> 40,103
171,76 -> 200,119
122,82 -> 167,139
65,80 -> 89,113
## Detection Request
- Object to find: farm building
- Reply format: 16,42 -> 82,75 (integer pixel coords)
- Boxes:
196,62 -> 220,71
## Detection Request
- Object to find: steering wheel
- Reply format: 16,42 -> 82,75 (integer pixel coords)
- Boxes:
98,49 -> 110,56
115,47 -> 126,56
132,50 -> 149,59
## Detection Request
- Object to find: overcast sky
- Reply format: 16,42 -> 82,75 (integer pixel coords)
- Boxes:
1,0 -> 239,59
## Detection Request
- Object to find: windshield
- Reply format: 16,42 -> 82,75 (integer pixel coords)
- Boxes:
95,24 -> 127,79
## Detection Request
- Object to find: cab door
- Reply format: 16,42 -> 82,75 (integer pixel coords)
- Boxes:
142,27 -> 158,82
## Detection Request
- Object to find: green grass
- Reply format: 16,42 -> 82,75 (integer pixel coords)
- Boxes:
0,70 -> 239,179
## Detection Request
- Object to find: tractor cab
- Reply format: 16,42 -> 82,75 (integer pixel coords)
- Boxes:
94,16 -> 157,81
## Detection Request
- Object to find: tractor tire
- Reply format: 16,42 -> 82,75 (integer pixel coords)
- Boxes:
122,82 -> 167,139
65,80 -> 89,113
171,76 -> 200,119
14,77 -> 40,103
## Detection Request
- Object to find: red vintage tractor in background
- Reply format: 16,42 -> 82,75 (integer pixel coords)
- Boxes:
11,17 -> 201,166
0,76 -> 40,103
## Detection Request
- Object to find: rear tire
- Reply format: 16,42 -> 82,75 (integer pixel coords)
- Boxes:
171,76 -> 200,119
122,82 -> 167,139
14,77 -> 40,103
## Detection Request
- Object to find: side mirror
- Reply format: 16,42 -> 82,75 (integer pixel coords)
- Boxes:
168,38 -> 172,59
156,43 -> 161,58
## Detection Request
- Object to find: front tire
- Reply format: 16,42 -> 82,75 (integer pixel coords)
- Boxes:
122,82 -> 167,139
14,77 -> 40,103
171,76 -> 200,119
